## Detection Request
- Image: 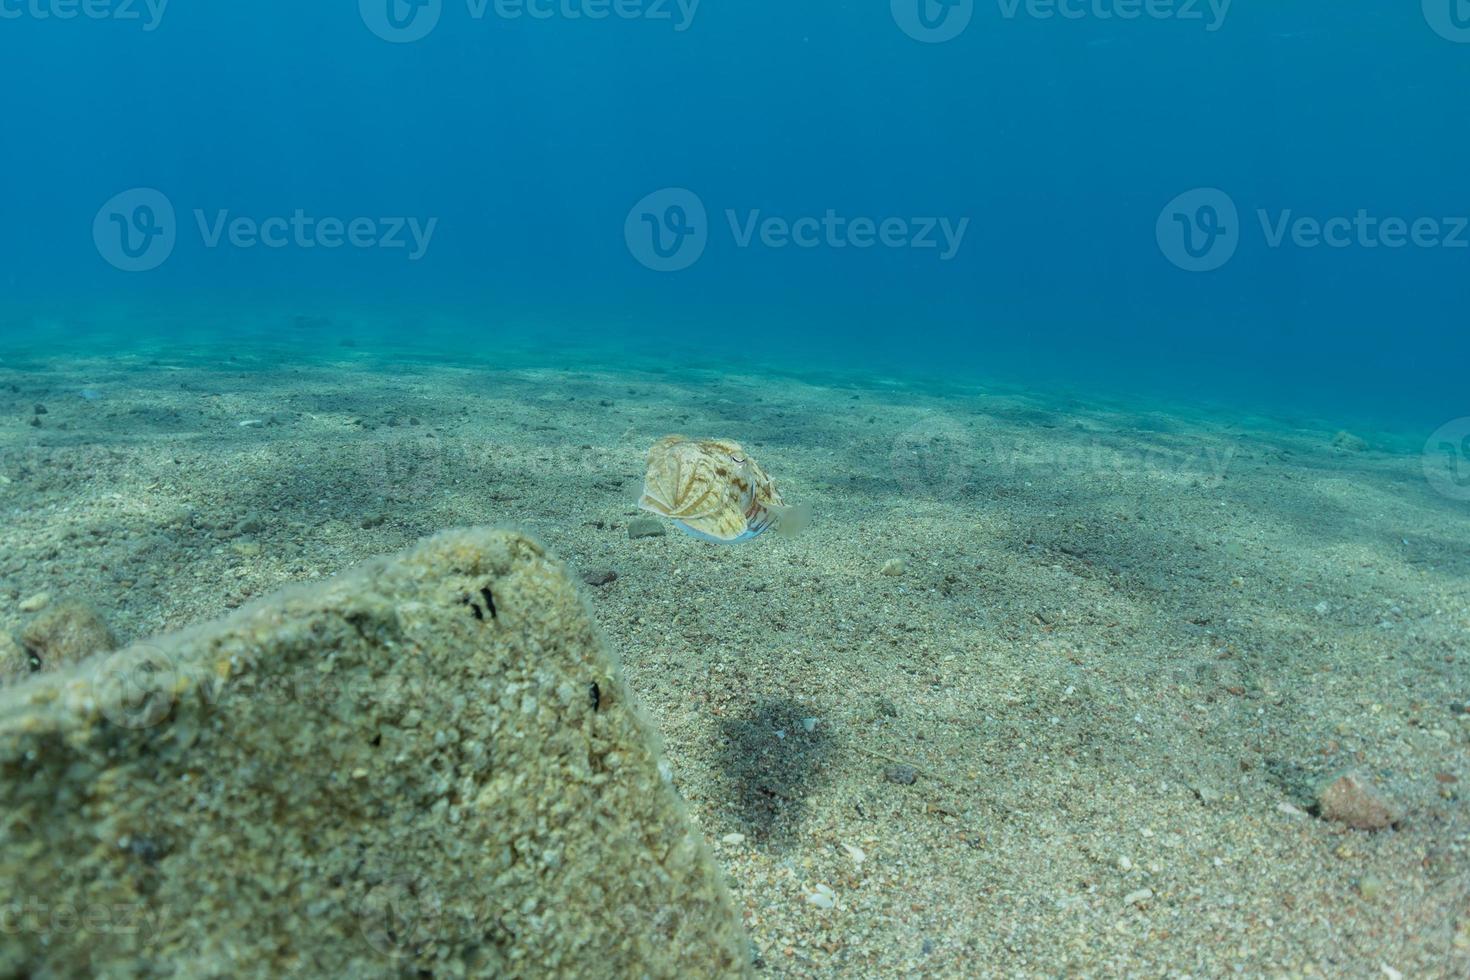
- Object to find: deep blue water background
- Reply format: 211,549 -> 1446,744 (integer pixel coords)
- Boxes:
2,2 -> 1466,432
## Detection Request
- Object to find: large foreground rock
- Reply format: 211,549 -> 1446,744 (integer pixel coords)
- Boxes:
0,529 -> 749,978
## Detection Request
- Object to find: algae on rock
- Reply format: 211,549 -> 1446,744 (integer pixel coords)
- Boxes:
0,528 -> 749,979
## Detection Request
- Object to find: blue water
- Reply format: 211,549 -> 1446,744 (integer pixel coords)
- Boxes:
2,2 -> 1466,432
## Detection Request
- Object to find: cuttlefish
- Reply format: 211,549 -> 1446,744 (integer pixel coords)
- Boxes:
637,435 -> 810,543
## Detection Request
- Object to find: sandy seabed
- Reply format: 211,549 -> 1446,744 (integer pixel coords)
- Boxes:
1,343 -> 1467,978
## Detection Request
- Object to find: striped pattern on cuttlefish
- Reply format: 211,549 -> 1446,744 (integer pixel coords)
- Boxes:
637,435 -> 810,544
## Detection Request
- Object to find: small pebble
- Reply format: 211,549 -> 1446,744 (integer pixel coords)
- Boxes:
721,833 -> 745,846
1123,888 -> 1153,907
801,717 -> 817,733
881,558 -> 905,577
581,570 -> 618,587
33,404 -> 47,415
1193,784 -> 1223,805
805,883 -> 836,909
885,764 -> 918,785
19,592 -> 50,613
238,419 -> 265,428
1317,771 -> 1400,831
626,517 -> 666,540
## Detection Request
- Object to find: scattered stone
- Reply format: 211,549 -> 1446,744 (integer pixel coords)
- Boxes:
881,558 -> 905,577
1331,430 -> 1367,452
582,569 -> 618,587
801,717 -> 818,733
1192,783 -> 1223,806
1317,771 -> 1401,830
885,764 -> 918,785
0,528 -> 749,977
32,404 -> 46,416
20,602 -> 117,670
841,842 -> 866,865
1357,874 -> 1383,901
805,884 -> 836,909
17,593 -> 50,614
721,833 -> 746,846
1123,888 -> 1154,907
627,517 -> 667,540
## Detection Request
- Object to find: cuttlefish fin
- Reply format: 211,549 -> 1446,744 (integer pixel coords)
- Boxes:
771,502 -> 812,538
